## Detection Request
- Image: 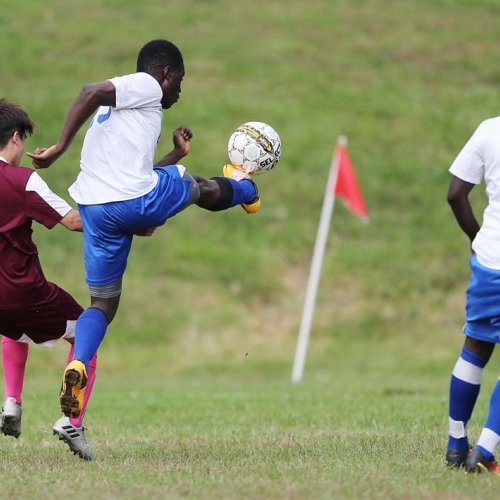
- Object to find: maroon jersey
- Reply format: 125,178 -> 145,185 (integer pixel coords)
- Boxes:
0,159 -> 72,309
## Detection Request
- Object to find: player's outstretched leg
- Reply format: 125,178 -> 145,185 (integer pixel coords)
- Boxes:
196,165 -> 261,214
222,164 -> 261,214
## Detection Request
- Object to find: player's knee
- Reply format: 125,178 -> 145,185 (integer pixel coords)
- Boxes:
89,284 -> 122,324
89,299 -> 120,324
183,172 -> 201,205
203,177 -> 233,211
464,336 -> 495,361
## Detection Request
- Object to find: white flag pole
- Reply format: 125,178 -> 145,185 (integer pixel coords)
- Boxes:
291,136 -> 347,384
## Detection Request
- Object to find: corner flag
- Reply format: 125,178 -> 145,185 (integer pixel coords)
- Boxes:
334,137 -> 369,222
291,136 -> 368,383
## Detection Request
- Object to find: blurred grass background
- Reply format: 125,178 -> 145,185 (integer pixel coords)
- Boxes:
4,0 -> 495,368
2,0 -> 500,497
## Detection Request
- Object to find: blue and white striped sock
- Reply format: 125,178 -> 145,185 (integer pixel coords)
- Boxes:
476,378 -> 500,461
448,347 -> 488,452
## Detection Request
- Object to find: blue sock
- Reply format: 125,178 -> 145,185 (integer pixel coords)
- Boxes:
480,380 -> 500,462
226,178 -> 257,206
73,307 -> 108,369
448,347 -> 488,452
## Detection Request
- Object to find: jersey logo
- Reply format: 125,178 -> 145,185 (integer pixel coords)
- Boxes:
97,106 -> 112,123
89,106 -> 112,128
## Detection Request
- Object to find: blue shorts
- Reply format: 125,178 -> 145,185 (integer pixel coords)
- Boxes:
464,253 -> 500,343
79,165 -> 196,286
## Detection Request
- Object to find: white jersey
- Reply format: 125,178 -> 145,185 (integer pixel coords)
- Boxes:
69,72 -> 163,204
449,117 -> 500,269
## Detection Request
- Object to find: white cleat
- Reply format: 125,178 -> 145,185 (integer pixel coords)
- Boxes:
53,416 -> 94,461
0,397 -> 22,438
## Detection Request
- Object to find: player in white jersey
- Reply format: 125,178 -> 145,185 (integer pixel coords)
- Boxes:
28,39 -> 262,430
446,117 -> 500,474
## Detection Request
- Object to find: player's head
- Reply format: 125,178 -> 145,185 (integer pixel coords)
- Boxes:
0,99 -> 34,166
137,39 -> 185,110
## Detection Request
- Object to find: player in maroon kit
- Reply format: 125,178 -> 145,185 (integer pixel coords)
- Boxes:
0,98 -> 96,460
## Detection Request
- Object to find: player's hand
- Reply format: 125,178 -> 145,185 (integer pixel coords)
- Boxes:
26,144 -> 64,169
173,125 -> 193,157
133,227 -> 157,237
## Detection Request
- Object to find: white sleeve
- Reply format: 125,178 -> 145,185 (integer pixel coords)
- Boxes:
449,122 -> 487,185
109,73 -> 162,110
25,172 -> 72,217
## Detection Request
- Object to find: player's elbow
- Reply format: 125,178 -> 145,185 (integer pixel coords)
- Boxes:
447,186 -> 467,209
446,188 -> 459,207
447,176 -> 474,208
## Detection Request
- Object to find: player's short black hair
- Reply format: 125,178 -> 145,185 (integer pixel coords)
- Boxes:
136,39 -> 184,73
0,99 -> 34,149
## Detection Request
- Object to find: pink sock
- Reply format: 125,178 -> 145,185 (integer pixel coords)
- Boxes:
66,346 -> 97,428
1,337 -> 29,404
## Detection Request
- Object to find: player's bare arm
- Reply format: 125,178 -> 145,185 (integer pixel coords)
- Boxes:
59,208 -> 83,232
447,175 -> 480,244
154,125 -> 193,167
27,81 -> 116,169
59,210 -> 155,236
133,227 -> 157,237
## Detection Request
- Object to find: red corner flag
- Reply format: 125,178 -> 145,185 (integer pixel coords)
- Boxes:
291,135 -> 369,383
333,137 -> 369,222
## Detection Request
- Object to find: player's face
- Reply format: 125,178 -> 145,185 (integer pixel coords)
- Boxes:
160,67 -> 185,109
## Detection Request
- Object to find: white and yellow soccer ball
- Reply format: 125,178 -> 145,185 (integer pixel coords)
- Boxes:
227,121 -> 281,175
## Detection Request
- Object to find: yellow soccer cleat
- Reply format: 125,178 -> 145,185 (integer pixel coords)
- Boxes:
59,359 -> 88,419
222,164 -> 261,214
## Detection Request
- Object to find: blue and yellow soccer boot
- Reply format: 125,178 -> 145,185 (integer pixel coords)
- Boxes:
59,359 -> 88,419
222,164 -> 261,214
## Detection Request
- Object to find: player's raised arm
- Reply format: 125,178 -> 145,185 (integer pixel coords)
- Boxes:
154,125 -> 193,167
27,81 -> 116,169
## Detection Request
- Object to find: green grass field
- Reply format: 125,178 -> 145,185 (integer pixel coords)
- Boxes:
2,0 -> 500,497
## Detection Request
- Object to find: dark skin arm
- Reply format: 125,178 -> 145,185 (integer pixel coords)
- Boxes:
448,174 -> 495,360
28,81 -> 193,169
59,208 -> 83,232
28,81 -> 161,237
154,125 -> 193,166
447,175 -> 480,247
58,209 -> 156,237
27,81 -> 116,169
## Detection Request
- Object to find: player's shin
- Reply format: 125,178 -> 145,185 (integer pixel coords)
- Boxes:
207,176 -> 257,211
448,347 -> 487,454
1,337 -> 28,404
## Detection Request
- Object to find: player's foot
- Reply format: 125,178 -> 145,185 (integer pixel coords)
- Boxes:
59,359 -> 88,419
0,397 -> 22,438
222,164 -> 261,214
53,416 -> 94,461
464,448 -> 500,475
446,448 -> 469,468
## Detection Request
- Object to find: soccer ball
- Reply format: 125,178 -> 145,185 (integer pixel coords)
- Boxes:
227,121 -> 281,175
